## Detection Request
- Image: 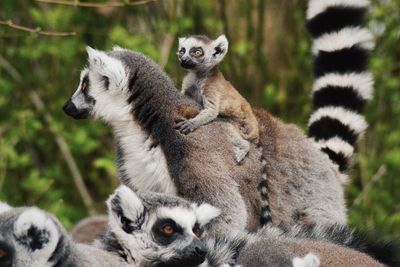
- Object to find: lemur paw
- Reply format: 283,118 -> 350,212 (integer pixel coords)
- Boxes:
175,120 -> 196,135
233,140 -> 250,163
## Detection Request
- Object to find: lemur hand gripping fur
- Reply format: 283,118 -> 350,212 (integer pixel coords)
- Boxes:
63,0 -> 373,231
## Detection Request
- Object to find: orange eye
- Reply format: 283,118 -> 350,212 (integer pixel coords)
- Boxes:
194,50 -> 202,57
162,225 -> 175,236
0,249 -> 7,258
81,81 -> 88,91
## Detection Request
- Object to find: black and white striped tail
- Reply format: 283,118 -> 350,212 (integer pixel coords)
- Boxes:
306,0 -> 374,175
258,152 -> 272,226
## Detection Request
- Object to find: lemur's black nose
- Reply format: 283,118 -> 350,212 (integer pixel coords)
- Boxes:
62,99 -> 89,120
187,238 -> 207,263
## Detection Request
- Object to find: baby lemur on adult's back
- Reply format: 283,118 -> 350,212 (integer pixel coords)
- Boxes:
176,34 -> 259,163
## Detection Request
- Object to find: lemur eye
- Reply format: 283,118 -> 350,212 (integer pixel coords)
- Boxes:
178,48 -> 185,56
81,81 -> 88,91
192,223 -> 203,237
161,225 -> 175,237
0,248 -> 6,258
194,49 -> 203,57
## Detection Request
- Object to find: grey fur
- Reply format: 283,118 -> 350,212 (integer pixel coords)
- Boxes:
0,203 -> 128,267
201,225 -> 386,267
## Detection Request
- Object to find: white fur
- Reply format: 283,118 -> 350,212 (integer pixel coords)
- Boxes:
292,253 -> 321,267
313,72 -> 373,100
0,202 -> 11,213
112,120 -> 176,194
312,27 -> 374,55
157,207 -> 197,234
193,203 -> 221,226
107,185 -> 145,222
14,208 -> 60,267
112,45 -> 127,52
86,46 -> 128,91
308,106 -> 368,136
314,136 -> 354,159
307,0 -> 370,19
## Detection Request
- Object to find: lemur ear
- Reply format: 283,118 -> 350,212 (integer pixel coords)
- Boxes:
112,45 -> 126,52
212,34 -> 229,59
14,208 -> 59,254
86,46 -> 128,90
106,185 -> 146,233
178,37 -> 186,46
194,203 -> 221,227
0,202 -> 12,214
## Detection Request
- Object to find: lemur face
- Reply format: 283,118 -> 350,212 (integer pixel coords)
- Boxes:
177,35 -> 228,71
0,205 -> 61,267
105,185 -> 221,267
63,47 -> 133,122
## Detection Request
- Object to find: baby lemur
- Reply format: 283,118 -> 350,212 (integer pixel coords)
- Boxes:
176,34 -> 260,163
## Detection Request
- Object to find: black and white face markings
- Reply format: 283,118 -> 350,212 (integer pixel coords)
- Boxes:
177,35 -> 229,71
0,204 -> 61,267
63,46 -> 130,122
104,185 -> 221,267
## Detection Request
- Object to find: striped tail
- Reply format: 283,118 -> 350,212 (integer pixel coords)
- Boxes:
306,0 -> 374,174
258,150 -> 272,226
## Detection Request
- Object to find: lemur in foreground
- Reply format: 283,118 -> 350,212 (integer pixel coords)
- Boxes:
176,34 -> 259,164
0,202 -> 129,267
96,186 -> 399,267
63,0 -> 374,231
97,185 -> 221,267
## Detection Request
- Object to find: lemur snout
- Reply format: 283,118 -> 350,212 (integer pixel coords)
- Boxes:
180,58 -> 196,69
63,99 -> 89,119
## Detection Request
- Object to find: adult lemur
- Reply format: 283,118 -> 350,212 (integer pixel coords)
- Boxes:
63,0 -> 373,230
0,203 -> 129,267
97,186 -> 398,267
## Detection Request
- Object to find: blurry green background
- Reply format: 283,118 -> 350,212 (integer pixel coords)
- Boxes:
0,0 -> 399,237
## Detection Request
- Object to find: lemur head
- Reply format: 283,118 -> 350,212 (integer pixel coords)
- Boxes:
63,46 -> 178,123
0,203 -> 69,267
103,185 -> 221,267
177,34 -> 229,72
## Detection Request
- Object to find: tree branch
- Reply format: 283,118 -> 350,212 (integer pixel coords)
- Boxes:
0,20 -> 76,36
35,0 -> 157,8
0,55 -> 96,215
350,165 -> 386,209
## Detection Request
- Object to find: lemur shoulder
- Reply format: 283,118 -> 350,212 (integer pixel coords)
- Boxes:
176,35 -> 259,162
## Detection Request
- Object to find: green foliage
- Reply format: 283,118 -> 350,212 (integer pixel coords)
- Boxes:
0,0 -> 399,237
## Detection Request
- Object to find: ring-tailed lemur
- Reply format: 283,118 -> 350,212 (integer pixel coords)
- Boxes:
0,202 -> 129,267
176,34 -> 259,163
176,34 -> 271,226
62,0 -> 373,231
97,185 -> 221,267
96,187 -> 398,267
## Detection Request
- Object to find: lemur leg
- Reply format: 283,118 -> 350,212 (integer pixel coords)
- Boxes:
238,105 -> 260,143
227,123 -> 251,163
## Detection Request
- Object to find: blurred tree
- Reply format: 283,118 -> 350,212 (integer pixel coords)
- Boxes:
0,0 -> 398,236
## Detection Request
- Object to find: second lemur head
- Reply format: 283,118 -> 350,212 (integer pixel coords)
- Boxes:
177,34 -> 229,72
102,185 -> 221,267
